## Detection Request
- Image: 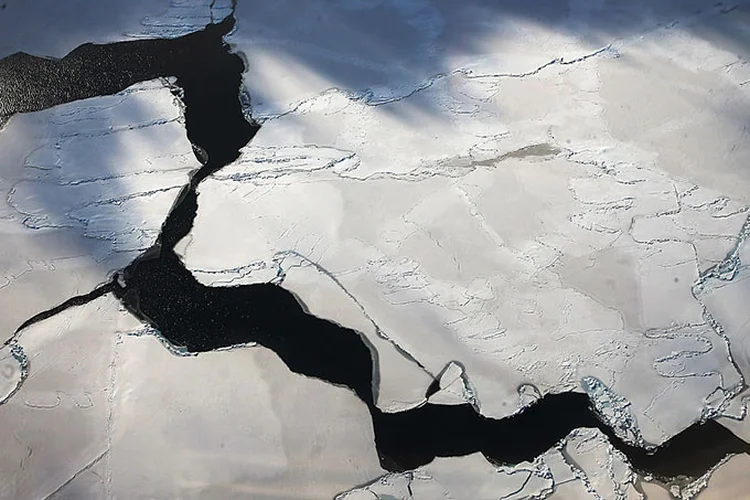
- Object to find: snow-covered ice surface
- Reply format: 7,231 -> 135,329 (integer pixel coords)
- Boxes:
0,296 -> 383,499
191,0 -> 750,434
0,80 -> 196,346
0,0 -> 236,59
336,429 -> 647,500
109,325 -> 383,499
3,0 -> 750,498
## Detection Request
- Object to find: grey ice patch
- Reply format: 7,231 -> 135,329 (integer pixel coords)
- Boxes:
499,143 -> 562,161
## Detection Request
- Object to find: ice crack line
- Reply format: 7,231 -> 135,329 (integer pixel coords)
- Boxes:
257,44 -> 615,123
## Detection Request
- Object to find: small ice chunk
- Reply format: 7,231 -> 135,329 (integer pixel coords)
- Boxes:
518,383 -> 543,408
428,361 -> 477,407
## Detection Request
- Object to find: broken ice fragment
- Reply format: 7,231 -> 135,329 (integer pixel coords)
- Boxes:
581,376 -> 646,448
427,361 -> 477,407
336,453 -> 557,500
518,383 -> 543,408
561,428 -> 642,500
0,344 -> 27,404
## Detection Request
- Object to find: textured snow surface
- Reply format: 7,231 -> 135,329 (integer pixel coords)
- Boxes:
336,428 -> 648,500
3,0 -> 750,498
0,0 -> 235,59
0,81 -> 196,343
186,0 -> 750,440
0,296 -> 383,499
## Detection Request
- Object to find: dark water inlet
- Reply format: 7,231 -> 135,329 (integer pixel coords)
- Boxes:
114,248 -> 750,480
1,13 -> 748,488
